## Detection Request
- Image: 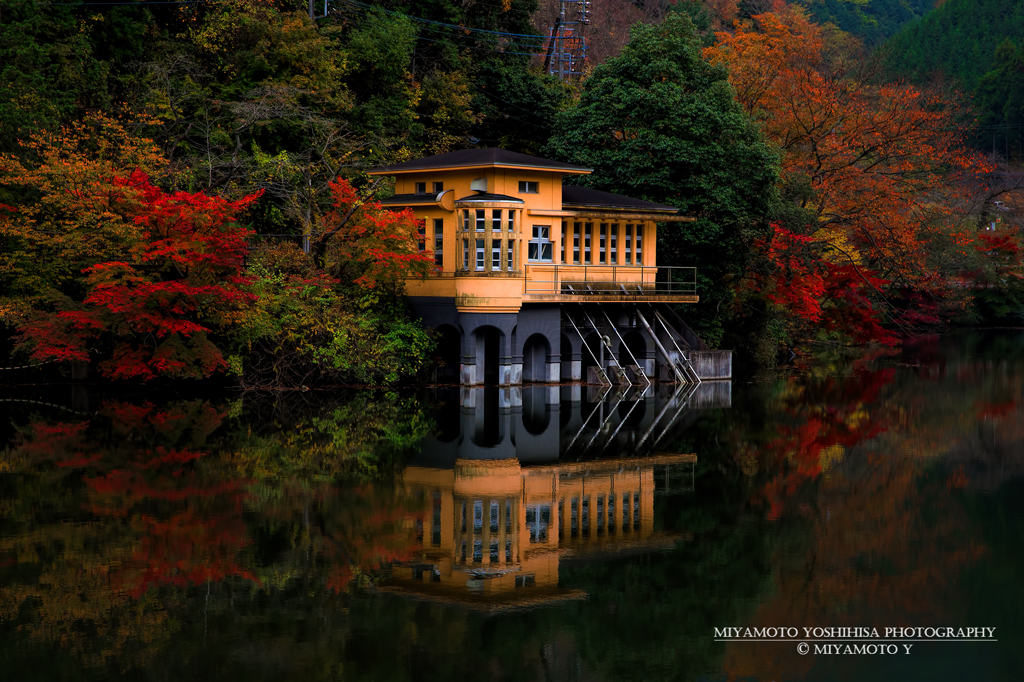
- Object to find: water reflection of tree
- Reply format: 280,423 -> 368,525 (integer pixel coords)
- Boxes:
0,392 -> 433,678
714,338 -> 1024,681
3,336 -> 1024,681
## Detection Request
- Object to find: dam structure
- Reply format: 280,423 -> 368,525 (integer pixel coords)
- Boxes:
369,148 -> 731,388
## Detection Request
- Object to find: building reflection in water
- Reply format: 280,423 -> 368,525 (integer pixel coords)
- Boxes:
383,382 -> 729,611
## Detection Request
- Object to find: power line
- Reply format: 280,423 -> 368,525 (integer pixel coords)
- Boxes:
337,3 -> 545,54
341,0 -> 543,40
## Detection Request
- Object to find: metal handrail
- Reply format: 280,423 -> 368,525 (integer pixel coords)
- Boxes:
522,264 -> 697,295
415,264 -> 698,295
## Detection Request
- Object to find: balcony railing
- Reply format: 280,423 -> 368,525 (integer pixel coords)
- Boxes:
522,265 -> 696,296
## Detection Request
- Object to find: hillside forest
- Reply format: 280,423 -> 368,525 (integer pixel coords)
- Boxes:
1,0 -> 1023,385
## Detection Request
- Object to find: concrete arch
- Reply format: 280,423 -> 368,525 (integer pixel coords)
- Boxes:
560,333 -> 579,381
619,329 -> 647,368
582,332 -> 602,382
522,333 -> 551,383
522,384 -> 551,435
474,325 -> 505,385
435,323 -> 461,383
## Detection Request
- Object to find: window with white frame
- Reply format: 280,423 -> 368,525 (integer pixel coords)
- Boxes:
528,225 -> 553,261
415,182 -> 426,194
433,218 -> 444,266
518,181 -> 539,193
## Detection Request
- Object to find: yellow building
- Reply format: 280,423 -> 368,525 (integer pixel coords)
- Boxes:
370,148 -> 730,386
382,453 -> 696,612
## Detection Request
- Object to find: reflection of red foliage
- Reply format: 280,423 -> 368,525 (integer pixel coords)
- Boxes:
757,368 -> 896,520
976,400 -> 1016,419
317,486 -> 425,593
13,401 -> 260,597
947,465 -> 968,490
113,507 -> 259,598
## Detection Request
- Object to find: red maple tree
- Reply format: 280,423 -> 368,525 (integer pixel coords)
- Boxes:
16,170 -> 262,380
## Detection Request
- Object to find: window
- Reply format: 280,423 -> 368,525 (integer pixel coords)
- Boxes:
507,241 -> 515,271
610,224 -> 618,264
625,224 -> 633,264
417,221 -> 426,251
528,225 -> 553,261
583,222 -> 592,263
475,239 -> 485,271
475,209 -> 486,231
492,209 -> 502,232
518,180 -> 539,193
463,240 -> 469,270
415,182 -> 426,194
462,209 -> 470,231
635,224 -> 643,265
599,223 -> 607,264
573,222 -> 581,264
434,218 -> 444,266
507,209 -> 515,232
515,575 -> 536,588
432,181 -> 444,193
561,221 -> 567,263
492,241 -> 501,270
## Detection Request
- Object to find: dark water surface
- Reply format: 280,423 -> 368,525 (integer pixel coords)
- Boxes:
2,332 -> 1023,681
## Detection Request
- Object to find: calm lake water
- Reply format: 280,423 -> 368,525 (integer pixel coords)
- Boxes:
2,331 -> 1023,681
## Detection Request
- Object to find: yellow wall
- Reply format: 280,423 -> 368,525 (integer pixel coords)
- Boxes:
382,455 -> 691,610
393,167 -> 668,311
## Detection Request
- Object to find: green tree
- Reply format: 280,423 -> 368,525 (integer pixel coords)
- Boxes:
976,38 -> 1024,158
470,60 -> 567,154
0,1 -> 111,154
546,13 -> 779,345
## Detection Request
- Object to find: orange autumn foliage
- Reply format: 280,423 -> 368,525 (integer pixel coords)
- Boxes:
706,10 -> 995,340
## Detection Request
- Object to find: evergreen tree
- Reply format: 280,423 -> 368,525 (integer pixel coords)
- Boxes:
546,13 -> 779,345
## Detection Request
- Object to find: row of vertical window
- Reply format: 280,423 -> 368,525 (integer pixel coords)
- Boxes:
419,215 -> 515,271
417,218 -> 445,266
461,208 -> 517,232
418,216 -> 645,268
461,238 -> 517,272
560,221 -> 642,265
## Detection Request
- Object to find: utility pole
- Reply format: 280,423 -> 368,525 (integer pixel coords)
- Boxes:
547,0 -> 590,82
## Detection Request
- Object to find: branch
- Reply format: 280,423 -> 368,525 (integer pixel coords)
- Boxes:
309,178 -> 384,268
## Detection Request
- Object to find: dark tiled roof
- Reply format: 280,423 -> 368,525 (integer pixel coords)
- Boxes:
380,192 -> 445,205
455,193 -> 524,203
561,185 -> 678,213
369,148 -> 591,174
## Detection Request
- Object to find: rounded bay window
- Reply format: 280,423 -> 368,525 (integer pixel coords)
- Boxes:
455,192 -> 524,275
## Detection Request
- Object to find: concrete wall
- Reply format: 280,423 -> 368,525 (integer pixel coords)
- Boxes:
689,350 -> 732,380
